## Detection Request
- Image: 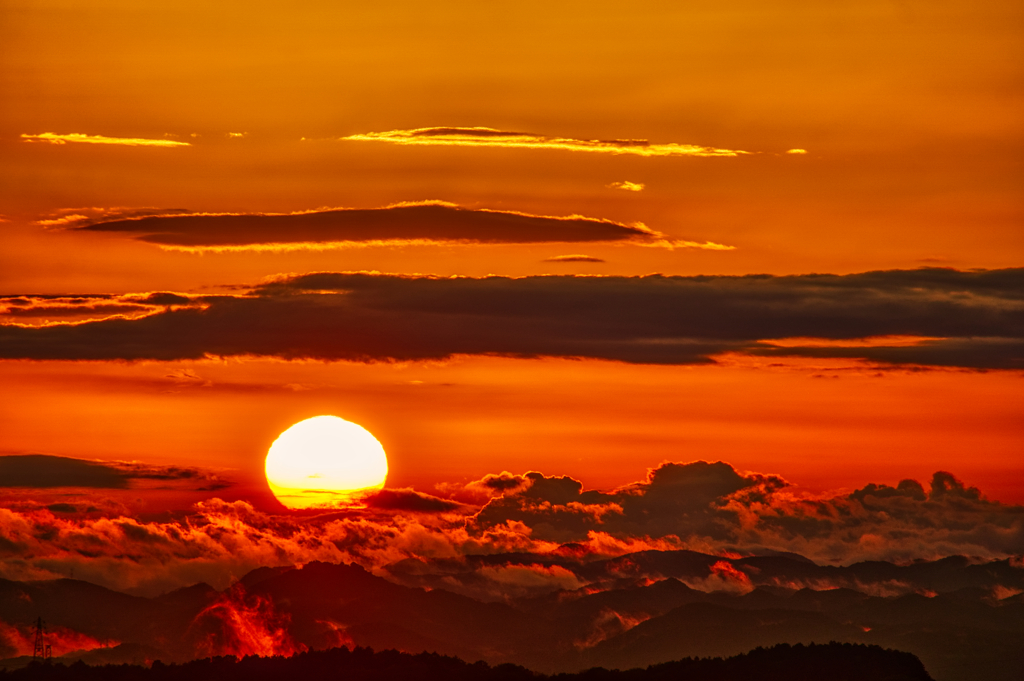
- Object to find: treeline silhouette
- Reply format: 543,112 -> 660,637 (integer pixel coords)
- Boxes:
2,642 -> 932,681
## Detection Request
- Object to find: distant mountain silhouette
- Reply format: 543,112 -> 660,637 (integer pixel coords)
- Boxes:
1,551 -> 1021,681
0,642 -> 933,681
583,601 -> 865,668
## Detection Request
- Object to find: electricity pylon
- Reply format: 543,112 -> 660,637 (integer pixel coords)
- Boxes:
32,617 -> 51,661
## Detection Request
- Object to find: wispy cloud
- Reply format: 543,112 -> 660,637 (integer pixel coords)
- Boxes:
35,207 -> 192,229
663,240 -> 736,251
608,181 -> 645,191
544,255 -> 606,263
340,127 -> 749,157
0,292 -> 202,327
36,214 -> 93,227
21,132 -> 190,148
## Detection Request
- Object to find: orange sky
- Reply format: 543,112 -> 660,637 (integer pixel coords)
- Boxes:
1,356 -> 1021,504
1,1 -> 1022,507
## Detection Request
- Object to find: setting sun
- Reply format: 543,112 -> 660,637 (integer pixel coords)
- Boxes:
265,415 -> 388,509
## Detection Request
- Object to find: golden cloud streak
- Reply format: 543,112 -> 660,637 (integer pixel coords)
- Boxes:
160,236 -> 736,254
0,311 -> 165,329
544,254 -> 605,263
608,181 -> 645,191
645,239 -> 736,251
36,214 -> 92,226
341,127 -> 749,157
21,132 -> 190,148
760,335 -> 943,348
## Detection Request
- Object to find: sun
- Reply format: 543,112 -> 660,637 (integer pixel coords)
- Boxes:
265,415 -> 388,509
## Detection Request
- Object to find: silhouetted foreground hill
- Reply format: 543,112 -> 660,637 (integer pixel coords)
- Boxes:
0,643 -> 933,681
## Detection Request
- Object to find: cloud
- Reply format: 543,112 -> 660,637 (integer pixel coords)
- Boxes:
1,268 -> 1021,369
573,609 -> 653,649
0,463 -> 1019,599
0,293 -> 203,327
438,472 -> 531,505
71,202 -> 664,250
666,240 -> 736,251
608,181 -> 645,191
471,462 -> 783,543
0,499 -> 501,596
20,133 -> 190,148
543,255 -> 605,263
0,455 -> 129,489
697,560 -> 754,594
35,207 -> 192,229
441,563 -> 586,601
363,489 -> 462,513
112,462 -> 230,491
717,470 -> 1024,565
340,127 -> 749,157
0,621 -> 116,659
468,461 -> 1024,567
190,586 -> 304,659
0,455 -> 229,492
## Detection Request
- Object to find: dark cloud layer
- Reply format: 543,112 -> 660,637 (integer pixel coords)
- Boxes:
0,455 -> 227,491
472,462 -> 784,542
364,489 -> 462,513
76,203 -> 658,247
1,268 -> 1021,368
0,455 -> 128,489
468,462 -> 1024,565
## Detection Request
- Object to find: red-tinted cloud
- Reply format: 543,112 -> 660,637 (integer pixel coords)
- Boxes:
189,585 -> 305,659
0,462 -> 1019,601
0,620 -> 116,659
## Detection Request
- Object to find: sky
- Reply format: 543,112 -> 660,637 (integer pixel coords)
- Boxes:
0,0 -> 1022,598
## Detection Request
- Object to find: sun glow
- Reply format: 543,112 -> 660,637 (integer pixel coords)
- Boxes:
265,415 -> 388,509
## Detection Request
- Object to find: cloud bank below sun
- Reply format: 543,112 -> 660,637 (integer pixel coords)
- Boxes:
0,458 -> 1018,598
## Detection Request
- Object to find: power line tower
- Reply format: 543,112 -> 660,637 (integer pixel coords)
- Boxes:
32,617 -> 51,662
